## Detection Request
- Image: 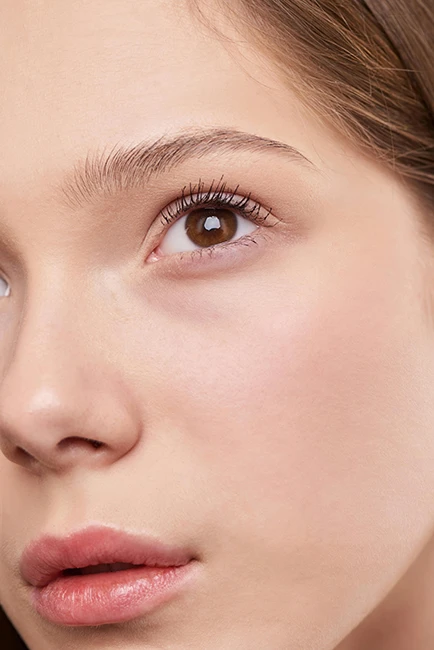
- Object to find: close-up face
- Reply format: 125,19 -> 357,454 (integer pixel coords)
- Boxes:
0,1 -> 433,649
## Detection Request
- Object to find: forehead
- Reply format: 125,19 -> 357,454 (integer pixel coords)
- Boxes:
0,0 -> 307,190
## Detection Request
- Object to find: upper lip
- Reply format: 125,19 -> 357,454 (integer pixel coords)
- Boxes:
20,524 -> 195,588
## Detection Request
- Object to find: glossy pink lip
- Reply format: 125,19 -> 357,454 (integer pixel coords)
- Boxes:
20,524 -> 199,626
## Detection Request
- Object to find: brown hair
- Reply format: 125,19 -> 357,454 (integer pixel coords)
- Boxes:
196,0 -> 434,226
1,607 -> 28,650
2,1 -> 433,648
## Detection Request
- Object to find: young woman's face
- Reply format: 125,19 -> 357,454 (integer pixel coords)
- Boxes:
0,1 -> 433,649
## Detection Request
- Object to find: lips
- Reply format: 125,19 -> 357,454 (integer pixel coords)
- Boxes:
20,524 -> 195,588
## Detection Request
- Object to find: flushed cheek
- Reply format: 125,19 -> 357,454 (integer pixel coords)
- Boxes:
148,258 -> 434,641
163,246 -> 434,566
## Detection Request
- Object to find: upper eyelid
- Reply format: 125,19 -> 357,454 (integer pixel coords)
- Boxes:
157,180 -> 274,225
160,193 -> 264,221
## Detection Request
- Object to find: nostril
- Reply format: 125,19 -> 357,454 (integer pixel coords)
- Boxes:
16,446 -> 34,462
10,445 -> 39,471
85,439 -> 104,449
57,437 -> 104,451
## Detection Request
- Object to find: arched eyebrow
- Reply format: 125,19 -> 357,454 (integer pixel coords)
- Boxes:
58,127 -> 316,209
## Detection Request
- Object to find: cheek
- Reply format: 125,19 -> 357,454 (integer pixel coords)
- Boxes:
157,235 -> 434,560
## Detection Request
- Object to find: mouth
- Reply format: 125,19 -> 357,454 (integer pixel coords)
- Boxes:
21,524 -> 196,588
20,525 -> 200,626
62,562 -> 146,576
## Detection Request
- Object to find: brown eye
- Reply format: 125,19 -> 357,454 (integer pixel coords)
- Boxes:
157,202 -> 258,257
185,208 -> 238,248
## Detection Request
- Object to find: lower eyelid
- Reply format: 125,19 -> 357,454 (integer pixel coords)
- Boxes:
144,230 -> 268,276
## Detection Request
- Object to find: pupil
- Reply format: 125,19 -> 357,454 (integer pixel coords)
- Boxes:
185,208 -> 237,247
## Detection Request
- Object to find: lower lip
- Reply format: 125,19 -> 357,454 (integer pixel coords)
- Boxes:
31,562 -> 198,626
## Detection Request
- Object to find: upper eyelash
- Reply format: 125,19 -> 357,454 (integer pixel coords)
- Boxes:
159,176 -> 272,227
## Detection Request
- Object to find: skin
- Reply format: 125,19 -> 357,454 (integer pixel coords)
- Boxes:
0,0 -> 433,649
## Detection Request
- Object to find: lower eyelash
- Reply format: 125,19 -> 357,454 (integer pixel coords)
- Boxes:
177,234 -> 259,263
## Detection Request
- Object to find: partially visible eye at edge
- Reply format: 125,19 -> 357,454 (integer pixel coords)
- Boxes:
0,277 -> 11,298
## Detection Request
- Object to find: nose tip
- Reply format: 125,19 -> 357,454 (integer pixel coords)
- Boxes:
0,357 -> 142,474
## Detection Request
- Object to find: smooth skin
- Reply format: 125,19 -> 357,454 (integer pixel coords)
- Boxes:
0,1 -> 433,649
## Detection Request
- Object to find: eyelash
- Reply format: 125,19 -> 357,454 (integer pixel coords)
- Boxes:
157,177 -> 273,260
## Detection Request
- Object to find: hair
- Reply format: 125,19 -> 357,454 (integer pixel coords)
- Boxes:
2,1 -> 433,648
194,0 -> 434,232
1,607 -> 28,650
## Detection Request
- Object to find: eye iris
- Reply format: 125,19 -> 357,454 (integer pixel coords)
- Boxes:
185,208 -> 237,248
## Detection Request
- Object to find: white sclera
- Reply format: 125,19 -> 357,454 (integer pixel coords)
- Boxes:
0,277 -> 11,297
159,212 -> 258,255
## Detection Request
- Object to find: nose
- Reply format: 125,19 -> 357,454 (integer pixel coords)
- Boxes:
0,278 -> 142,474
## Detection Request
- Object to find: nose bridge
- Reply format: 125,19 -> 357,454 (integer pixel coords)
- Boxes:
5,263 -> 89,381
0,265 -> 141,472
0,265 -> 95,427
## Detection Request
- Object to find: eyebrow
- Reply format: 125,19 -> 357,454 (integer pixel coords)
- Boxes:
58,127 -> 315,209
